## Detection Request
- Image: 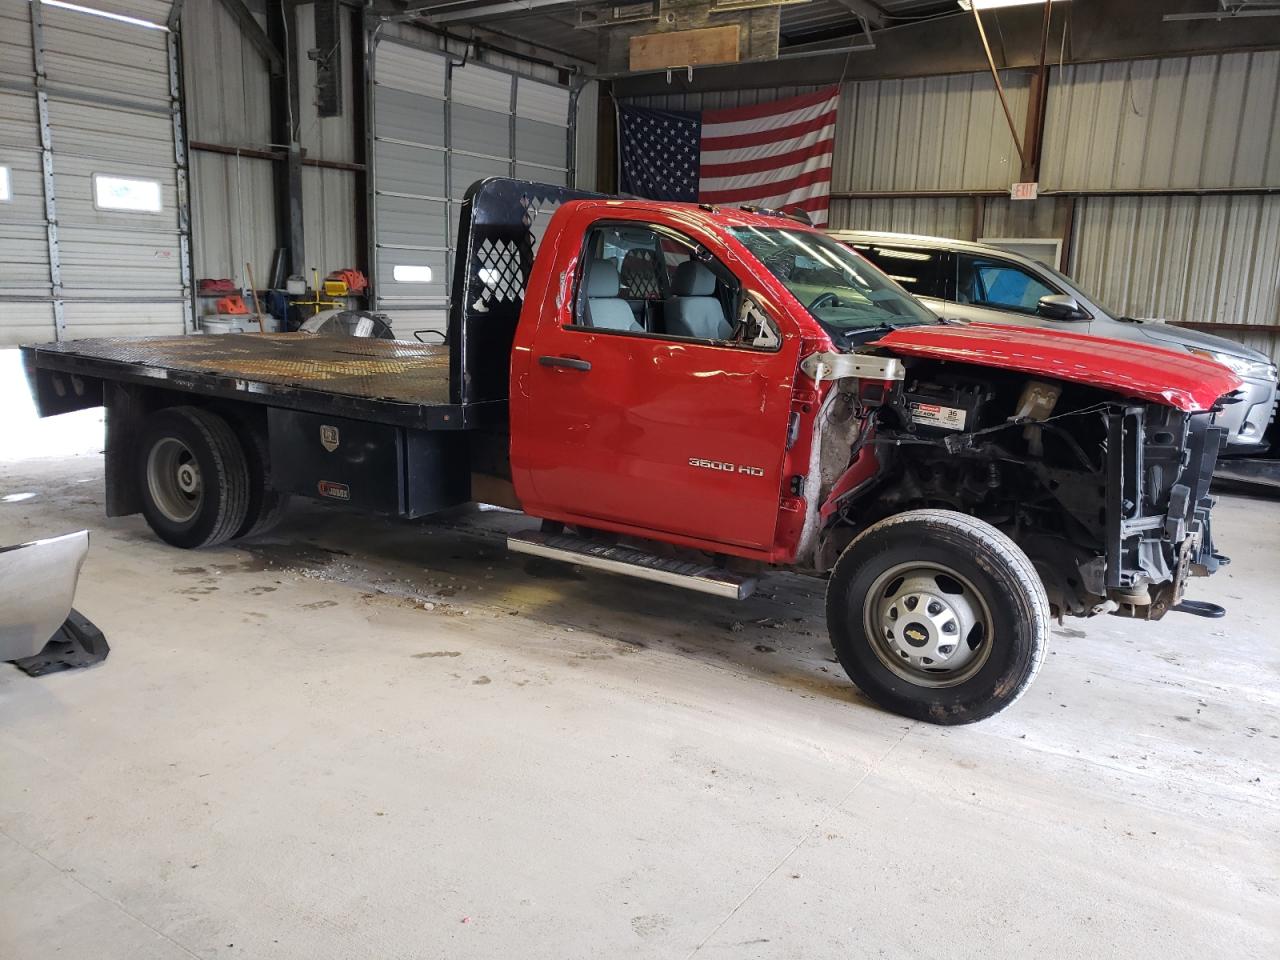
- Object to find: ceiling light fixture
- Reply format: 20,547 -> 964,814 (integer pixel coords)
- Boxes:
958,0 -> 1068,10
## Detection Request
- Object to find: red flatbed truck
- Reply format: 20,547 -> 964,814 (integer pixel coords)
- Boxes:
22,179 -> 1241,724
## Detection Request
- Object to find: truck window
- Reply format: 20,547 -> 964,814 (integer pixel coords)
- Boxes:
957,254 -> 1058,314
731,227 -> 936,341
572,222 -> 761,347
849,244 -> 946,299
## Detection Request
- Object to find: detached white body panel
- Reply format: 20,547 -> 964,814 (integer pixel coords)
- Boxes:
0,531 -> 89,662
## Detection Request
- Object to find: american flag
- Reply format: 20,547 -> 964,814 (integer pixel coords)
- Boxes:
618,87 -> 839,226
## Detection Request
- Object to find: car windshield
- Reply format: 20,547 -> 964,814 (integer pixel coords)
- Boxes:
731,226 -> 938,335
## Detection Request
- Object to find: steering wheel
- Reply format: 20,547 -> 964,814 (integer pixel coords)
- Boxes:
808,292 -> 842,311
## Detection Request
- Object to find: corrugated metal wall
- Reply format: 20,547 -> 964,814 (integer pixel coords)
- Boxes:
369,36 -> 451,333
628,73 -> 1026,194
368,28 -> 576,335
981,197 -> 1064,243
1,0 -> 188,346
574,80 -> 599,191
295,1 -> 359,279
0,0 -> 54,343
43,4 -> 189,339
1042,51 -> 1280,192
1043,51 -> 1280,360
829,196 -> 975,238
182,0 -> 276,287
181,7 -> 588,323
1072,194 -> 1280,360
835,70 -> 1029,193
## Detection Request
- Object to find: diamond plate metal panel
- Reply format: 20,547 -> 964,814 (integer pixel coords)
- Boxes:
33,333 -> 455,405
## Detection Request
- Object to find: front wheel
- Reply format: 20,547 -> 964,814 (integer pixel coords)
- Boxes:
826,510 -> 1049,725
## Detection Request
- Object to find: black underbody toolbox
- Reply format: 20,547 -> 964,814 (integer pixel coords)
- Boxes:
268,409 -> 469,518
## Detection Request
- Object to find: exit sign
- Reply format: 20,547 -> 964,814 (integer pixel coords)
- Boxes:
1011,182 -> 1039,201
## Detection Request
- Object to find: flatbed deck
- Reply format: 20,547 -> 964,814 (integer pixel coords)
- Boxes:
23,333 -> 494,430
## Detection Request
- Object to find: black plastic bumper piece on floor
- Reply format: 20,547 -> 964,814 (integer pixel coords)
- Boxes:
10,609 -> 109,676
1172,599 -> 1227,619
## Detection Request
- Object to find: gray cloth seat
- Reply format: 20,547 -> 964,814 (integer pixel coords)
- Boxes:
667,261 -> 731,340
585,260 -> 642,332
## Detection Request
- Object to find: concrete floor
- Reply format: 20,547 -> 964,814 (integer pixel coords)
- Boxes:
1,413 -> 1277,957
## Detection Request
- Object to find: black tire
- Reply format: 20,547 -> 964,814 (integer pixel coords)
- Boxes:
229,415 -> 290,539
826,509 -> 1049,725
136,406 -> 251,549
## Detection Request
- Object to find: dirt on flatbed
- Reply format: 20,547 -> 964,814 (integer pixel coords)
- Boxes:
27,333 -> 454,407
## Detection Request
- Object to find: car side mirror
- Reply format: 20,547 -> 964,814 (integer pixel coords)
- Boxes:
1037,294 -> 1088,321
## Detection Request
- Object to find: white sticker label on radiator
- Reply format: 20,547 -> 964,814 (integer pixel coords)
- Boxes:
909,402 -> 967,431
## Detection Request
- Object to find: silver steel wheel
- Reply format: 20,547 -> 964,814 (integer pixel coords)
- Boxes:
863,561 -> 994,688
146,437 -> 203,524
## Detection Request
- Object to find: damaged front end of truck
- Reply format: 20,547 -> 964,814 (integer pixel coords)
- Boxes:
802,327 -> 1238,624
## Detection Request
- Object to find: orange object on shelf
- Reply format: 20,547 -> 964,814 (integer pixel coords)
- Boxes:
326,268 -> 367,294
215,295 -> 249,315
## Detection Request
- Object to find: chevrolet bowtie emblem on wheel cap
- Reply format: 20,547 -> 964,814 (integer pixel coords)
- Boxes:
320,424 -> 339,452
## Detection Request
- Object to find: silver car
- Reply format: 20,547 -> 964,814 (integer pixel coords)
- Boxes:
830,231 -> 1278,454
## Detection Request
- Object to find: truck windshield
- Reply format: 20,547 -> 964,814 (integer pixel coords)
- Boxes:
731,226 -> 937,336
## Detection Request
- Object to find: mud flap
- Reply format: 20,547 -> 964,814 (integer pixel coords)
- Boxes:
10,610 -> 109,676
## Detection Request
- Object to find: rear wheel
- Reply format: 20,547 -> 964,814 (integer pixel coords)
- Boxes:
228,415 -> 290,539
137,407 -> 250,549
826,509 -> 1049,725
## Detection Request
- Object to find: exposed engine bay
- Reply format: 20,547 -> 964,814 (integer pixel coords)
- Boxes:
814,361 -> 1227,621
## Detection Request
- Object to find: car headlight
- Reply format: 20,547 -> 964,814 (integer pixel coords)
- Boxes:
1187,348 -> 1277,381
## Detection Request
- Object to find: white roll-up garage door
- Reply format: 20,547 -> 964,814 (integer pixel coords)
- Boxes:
0,0 -> 190,347
369,35 -> 570,337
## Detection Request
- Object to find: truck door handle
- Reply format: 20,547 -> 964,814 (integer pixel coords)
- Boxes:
539,355 -> 592,372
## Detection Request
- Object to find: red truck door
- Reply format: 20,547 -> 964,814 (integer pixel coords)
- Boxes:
514,217 -> 801,552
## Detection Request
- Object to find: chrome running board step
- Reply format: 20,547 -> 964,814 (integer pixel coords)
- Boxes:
507,530 -> 756,600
